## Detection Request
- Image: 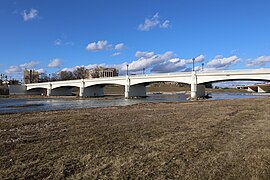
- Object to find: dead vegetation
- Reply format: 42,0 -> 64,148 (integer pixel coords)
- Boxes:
0,98 -> 270,179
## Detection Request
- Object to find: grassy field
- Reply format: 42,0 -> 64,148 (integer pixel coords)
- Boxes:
0,98 -> 270,179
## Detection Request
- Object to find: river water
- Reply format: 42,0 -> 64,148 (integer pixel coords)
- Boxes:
0,92 -> 268,114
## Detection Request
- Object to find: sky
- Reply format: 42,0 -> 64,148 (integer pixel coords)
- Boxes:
1,0 -> 270,81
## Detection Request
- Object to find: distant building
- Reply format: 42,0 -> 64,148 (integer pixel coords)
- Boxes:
87,66 -> 119,78
24,69 -> 39,84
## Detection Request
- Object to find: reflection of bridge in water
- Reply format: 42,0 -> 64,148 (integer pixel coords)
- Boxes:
25,69 -> 270,99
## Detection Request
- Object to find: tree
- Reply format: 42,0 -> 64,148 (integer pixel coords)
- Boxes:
73,67 -> 87,79
205,83 -> 213,88
59,71 -> 74,80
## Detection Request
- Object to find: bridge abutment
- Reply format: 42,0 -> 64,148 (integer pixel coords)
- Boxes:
191,72 -> 206,98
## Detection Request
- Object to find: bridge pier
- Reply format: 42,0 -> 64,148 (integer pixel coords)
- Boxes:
125,76 -> 146,98
79,79 -> 85,97
47,83 -> 52,96
124,76 -> 130,98
258,86 -> 270,93
191,72 -> 206,99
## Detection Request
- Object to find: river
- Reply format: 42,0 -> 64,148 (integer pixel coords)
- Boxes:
0,92 -> 268,114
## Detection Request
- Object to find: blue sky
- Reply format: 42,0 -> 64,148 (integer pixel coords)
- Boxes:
1,0 -> 270,80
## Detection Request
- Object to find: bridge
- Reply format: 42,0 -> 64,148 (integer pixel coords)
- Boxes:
25,68 -> 270,99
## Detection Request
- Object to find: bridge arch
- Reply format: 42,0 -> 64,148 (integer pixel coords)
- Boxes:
83,83 -> 126,97
198,78 -> 270,85
51,86 -> 79,96
26,87 -> 47,95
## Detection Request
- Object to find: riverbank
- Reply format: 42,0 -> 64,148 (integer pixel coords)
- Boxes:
1,98 -> 270,179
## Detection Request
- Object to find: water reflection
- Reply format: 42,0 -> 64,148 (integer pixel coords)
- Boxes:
0,92 -> 268,113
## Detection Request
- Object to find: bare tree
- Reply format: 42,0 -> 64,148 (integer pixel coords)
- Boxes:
73,67 -> 87,79
59,71 -> 74,80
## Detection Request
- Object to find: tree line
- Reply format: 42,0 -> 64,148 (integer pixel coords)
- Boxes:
38,67 -> 88,82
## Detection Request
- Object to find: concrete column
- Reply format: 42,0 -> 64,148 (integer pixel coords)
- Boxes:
125,76 -> 130,98
47,83 -> 52,96
190,72 -> 197,99
79,79 -> 85,97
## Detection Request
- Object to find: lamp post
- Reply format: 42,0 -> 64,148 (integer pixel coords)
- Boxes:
143,68 -> 145,75
192,58 -> 195,72
49,74 -> 51,82
126,64 -> 129,76
202,63 -> 204,72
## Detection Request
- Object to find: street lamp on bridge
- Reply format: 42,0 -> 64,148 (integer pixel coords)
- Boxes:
192,58 -> 195,72
126,64 -> 129,76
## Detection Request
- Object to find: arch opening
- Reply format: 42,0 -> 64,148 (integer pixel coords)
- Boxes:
200,80 -> 270,93
83,84 -> 125,97
126,81 -> 190,98
51,86 -> 79,96
26,88 -> 47,96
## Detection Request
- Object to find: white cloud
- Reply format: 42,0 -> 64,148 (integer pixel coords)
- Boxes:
54,38 -> 74,46
86,41 -> 126,52
111,52 -> 121,57
61,52 -> 205,75
138,13 -> 170,31
54,39 -> 62,46
22,8 -> 38,21
246,56 -> 270,67
19,61 -> 40,69
135,51 -> 155,58
36,68 -> 45,74
160,20 -> 170,29
5,61 -> 40,75
5,66 -> 20,74
207,55 -> 240,69
115,43 -> 125,50
152,55 -> 205,73
128,51 -> 176,72
86,40 -> 108,51
48,58 -> 61,68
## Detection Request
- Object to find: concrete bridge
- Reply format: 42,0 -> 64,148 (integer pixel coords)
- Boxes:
25,69 -> 270,99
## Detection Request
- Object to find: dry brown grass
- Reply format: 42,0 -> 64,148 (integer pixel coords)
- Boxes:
1,98 -> 270,179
